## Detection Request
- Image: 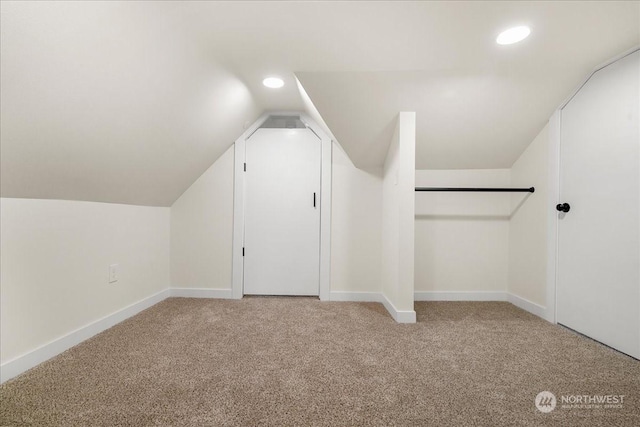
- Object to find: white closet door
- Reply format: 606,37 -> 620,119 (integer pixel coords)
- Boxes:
557,50 -> 639,359
243,128 -> 321,296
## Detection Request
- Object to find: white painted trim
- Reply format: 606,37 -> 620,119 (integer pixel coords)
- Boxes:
319,121 -> 332,302
544,47 -> 640,325
169,288 -> 233,299
414,291 -> 507,301
508,293 -> 547,319
231,113 -> 272,300
0,289 -> 170,384
413,291 -> 549,321
381,293 -> 416,323
558,46 -> 639,110
231,112 -> 332,301
329,291 -> 382,302
231,134 -> 247,300
546,110 -> 561,324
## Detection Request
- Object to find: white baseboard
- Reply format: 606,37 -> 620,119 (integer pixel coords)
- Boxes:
414,291 -> 507,301
507,293 -> 547,319
0,289 -> 170,384
169,287 -> 233,299
329,291 -> 382,302
381,293 -> 416,323
0,287 -> 548,384
414,291 -> 547,321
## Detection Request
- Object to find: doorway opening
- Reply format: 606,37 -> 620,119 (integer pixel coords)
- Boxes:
231,113 -> 332,300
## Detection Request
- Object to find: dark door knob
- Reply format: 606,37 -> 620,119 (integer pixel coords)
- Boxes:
556,203 -> 571,213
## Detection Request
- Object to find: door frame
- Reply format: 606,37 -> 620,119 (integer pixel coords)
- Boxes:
231,112 -> 332,300
546,45 -> 640,324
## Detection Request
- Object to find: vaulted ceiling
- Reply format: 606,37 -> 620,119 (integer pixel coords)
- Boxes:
2,1 -> 638,206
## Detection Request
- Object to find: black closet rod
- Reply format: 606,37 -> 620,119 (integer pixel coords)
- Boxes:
415,187 -> 535,193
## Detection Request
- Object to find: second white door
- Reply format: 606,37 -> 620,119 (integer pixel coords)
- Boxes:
243,128 -> 321,296
556,50 -> 639,359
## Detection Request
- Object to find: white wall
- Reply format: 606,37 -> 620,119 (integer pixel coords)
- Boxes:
508,124 -> 549,308
413,123 -> 551,315
382,127 -> 400,304
171,140 -> 385,297
381,112 -> 416,322
170,146 -> 234,291
0,198 -> 170,364
330,144 -> 382,294
397,113 -> 416,316
414,169 -> 510,296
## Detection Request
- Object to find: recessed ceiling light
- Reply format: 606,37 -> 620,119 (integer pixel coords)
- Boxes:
496,26 -> 531,45
263,77 -> 284,88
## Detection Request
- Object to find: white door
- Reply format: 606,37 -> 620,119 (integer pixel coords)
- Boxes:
243,128 -> 321,296
557,50 -> 639,359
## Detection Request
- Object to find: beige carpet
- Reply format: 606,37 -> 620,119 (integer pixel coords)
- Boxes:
1,298 -> 638,426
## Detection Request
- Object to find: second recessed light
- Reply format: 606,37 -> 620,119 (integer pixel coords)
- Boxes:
496,26 -> 531,45
263,77 -> 284,88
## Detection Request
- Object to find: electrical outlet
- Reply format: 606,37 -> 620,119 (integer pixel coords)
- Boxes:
109,264 -> 119,283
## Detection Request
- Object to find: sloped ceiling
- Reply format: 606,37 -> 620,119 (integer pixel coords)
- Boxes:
0,1 -> 266,207
1,1 -> 638,206
296,1 -> 640,169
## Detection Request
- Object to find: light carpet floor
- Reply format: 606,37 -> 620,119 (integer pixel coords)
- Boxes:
1,298 -> 639,426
